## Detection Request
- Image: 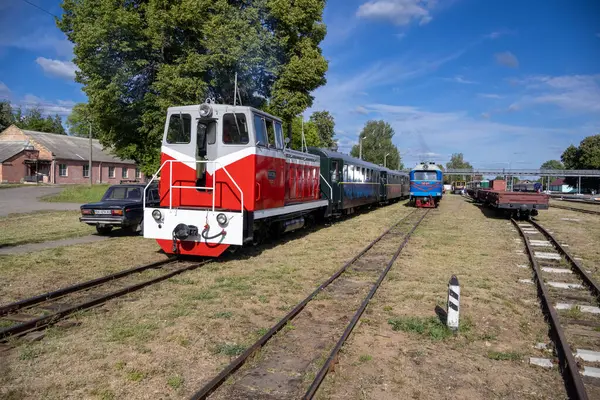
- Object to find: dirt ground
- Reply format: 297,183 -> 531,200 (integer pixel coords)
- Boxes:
315,195 -> 567,400
0,201 -> 413,399
535,207 -> 600,282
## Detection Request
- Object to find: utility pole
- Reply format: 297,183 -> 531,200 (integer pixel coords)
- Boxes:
89,120 -> 93,187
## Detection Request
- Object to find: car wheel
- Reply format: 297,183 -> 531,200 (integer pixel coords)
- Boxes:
96,225 -> 113,235
138,219 -> 144,236
122,225 -> 137,235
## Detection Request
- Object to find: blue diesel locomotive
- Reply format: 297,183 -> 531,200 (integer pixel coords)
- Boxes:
409,162 -> 443,208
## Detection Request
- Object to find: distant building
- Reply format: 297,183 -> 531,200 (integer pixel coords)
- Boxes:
0,125 -> 143,184
549,178 -> 575,193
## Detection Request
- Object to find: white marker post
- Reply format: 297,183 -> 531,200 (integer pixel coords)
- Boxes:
447,275 -> 460,331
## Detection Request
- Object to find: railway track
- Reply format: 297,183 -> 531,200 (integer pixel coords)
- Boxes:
512,218 -> 600,400
0,258 -> 210,343
551,203 -> 600,216
191,208 -> 430,400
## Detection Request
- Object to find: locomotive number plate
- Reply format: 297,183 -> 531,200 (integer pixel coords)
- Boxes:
94,210 -> 112,214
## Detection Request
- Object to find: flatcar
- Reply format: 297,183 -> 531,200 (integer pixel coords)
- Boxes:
143,100 -> 410,257
409,162 -> 443,208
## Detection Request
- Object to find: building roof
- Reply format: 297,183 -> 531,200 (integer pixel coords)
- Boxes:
550,178 -> 565,186
0,141 -> 30,162
22,129 -> 136,164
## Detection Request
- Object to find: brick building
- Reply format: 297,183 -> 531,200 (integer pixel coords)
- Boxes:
0,125 -> 143,184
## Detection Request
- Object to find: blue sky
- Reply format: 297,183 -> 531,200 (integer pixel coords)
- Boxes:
1,0 -> 599,169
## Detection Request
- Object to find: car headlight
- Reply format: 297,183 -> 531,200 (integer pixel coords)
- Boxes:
216,213 -> 228,225
152,209 -> 162,221
199,103 -> 213,118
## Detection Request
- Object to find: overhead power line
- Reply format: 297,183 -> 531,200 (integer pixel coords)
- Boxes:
20,0 -> 59,19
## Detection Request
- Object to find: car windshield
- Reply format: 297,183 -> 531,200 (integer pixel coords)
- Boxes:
102,186 -> 142,201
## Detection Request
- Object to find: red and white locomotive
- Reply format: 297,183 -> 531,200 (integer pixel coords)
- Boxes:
143,101 -> 329,257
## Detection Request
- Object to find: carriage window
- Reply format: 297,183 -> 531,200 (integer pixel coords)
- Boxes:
414,171 -> 438,180
265,120 -> 276,148
166,113 -> 191,144
274,122 -> 284,149
253,115 -> 268,146
331,161 -> 338,183
222,113 -> 249,145
343,164 -> 348,181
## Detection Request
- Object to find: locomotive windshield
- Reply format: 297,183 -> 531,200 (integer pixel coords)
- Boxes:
223,113 -> 249,144
166,113 -> 192,144
413,171 -> 438,180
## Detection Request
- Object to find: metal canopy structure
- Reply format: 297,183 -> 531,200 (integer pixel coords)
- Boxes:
443,169 -> 600,178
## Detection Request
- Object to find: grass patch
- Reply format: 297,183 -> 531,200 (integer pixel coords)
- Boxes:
487,351 -> 523,361
213,311 -> 233,319
215,343 -> 246,356
19,345 -> 41,360
126,370 -> 146,382
0,210 -> 94,247
388,316 -> 456,340
189,290 -> 218,301
167,375 -> 184,390
359,354 -> 372,363
106,322 -> 158,343
41,184 -> 109,203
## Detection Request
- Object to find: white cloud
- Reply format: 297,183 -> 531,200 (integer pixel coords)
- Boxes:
356,0 -> 435,26
512,74 -> 600,113
395,33 -> 406,40
445,75 -> 478,84
16,94 -> 75,116
35,57 -> 79,80
478,93 -> 503,99
495,51 -> 519,68
354,106 -> 370,115
0,81 -> 10,99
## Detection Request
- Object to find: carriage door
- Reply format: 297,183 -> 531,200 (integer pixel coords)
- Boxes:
195,119 -> 216,190
330,160 -> 341,205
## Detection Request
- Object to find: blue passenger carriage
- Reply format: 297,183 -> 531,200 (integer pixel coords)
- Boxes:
409,162 -> 443,208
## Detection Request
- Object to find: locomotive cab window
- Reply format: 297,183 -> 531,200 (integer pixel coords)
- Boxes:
274,122 -> 284,149
223,113 -> 249,145
253,114 -> 268,147
331,161 -> 338,183
265,119 -> 276,148
166,113 -> 192,144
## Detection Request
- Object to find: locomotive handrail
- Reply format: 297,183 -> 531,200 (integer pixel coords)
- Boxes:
144,159 -> 244,214
320,173 -> 332,201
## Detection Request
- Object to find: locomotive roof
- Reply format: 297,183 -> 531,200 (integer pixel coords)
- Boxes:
411,163 -> 442,172
166,103 -> 282,122
308,147 -> 385,171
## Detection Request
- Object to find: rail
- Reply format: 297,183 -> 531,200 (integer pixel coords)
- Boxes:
190,209 -> 428,399
144,159 -> 244,213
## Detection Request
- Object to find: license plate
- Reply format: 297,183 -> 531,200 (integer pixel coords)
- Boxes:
94,210 -> 112,215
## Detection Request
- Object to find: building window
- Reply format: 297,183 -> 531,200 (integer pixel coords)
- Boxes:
59,164 -> 67,177
135,168 -> 141,179
83,164 -> 90,178
108,166 -> 115,178
122,167 -> 128,179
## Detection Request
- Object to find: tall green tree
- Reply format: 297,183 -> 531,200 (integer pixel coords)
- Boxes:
308,110 -> 335,148
350,120 -> 403,170
267,0 -> 328,141
58,0 -> 327,174
13,106 -> 66,134
0,101 -> 14,131
446,153 -> 473,170
66,103 -> 100,138
540,160 -> 564,170
560,134 -> 600,190
286,116 -> 320,151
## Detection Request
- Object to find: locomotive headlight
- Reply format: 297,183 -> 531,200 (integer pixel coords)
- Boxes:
216,213 -> 228,226
199,103 -> 213,118
152,209 -> 162,221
